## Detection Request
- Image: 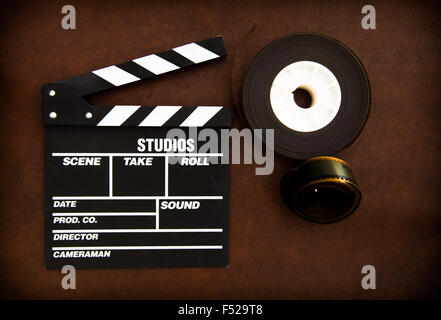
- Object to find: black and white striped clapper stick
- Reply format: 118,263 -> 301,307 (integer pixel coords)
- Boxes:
42,36 -> 230,127
93,105 -> 230,128
42,36 -> 230,269
61,36 -> 226,96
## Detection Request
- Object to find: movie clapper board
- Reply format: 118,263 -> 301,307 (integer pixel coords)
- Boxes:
42,36 -> 230,269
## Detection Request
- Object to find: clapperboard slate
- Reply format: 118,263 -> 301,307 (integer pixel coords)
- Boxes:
42,37 -> 230,269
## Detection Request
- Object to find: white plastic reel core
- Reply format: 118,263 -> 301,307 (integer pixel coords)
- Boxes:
269,61 -> 341,132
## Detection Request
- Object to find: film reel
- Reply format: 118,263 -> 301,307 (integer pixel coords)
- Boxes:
242,33 -> 370,160
280,156 -> 361,223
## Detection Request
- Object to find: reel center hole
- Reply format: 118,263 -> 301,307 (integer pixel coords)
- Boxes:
292,87 -> 313,109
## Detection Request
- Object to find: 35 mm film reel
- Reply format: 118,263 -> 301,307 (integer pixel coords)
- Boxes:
280,157 -> 361,223
242,33 -> 370,160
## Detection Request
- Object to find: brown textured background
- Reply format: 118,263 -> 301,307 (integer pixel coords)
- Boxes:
0,0 -> 440,299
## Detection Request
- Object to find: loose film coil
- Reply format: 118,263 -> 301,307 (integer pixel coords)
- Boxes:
242,33 -> 370,160
280,156 -> 361,223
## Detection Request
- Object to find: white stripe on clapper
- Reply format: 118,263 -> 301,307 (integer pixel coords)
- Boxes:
133,54 -> 179,75
138,106 -> 182,127
92,66 -> 140,86
180,106 -> 223,127
97,105 -> 141,126
173,43 -> 219,64
52,246 -> 223,250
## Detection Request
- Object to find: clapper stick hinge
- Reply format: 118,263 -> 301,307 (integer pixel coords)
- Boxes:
42,82 -> 97,126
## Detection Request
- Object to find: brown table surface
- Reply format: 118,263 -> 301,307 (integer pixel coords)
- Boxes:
1,0 -> 440,299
